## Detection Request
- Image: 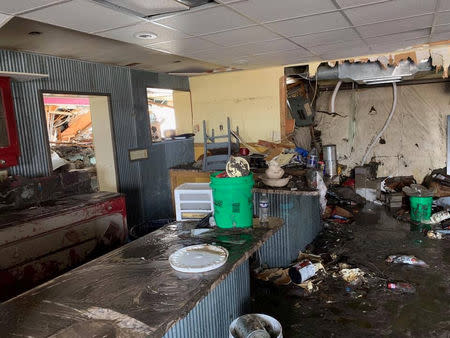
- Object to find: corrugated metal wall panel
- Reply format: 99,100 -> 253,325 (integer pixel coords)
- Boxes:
164,261 -> 250,338
254,192 -> 321,267
0,49 -> 191,225
130,69 -> 193,220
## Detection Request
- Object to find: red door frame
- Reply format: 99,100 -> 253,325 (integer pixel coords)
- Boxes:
0,77 -> 20,168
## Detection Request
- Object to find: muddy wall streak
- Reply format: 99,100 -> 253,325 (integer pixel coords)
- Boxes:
316,82 -> 450,181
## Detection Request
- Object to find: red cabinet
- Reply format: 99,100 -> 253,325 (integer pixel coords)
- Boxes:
0,77 -> 19,168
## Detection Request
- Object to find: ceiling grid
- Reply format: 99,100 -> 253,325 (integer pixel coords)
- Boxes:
0,0 -> 448,71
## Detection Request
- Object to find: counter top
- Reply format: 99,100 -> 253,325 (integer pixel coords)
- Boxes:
253,187 -> 319,196
0,218 -> 282,337
0,192 -> 124,229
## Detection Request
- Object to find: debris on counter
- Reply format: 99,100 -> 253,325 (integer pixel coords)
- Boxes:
386,255 -> 428,267
260,162 -> 291,187
387,282 -> 416,294
226,156 -> 250,177
265,160 -> 284,179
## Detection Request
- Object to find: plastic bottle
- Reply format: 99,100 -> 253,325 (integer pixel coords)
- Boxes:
259,193 -> 269,225
387,282 -> 416,293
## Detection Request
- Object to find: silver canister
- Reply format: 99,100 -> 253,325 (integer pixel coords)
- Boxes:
323,144 -> 337,161
324,160 -> 337,177
323,145 -> 337,177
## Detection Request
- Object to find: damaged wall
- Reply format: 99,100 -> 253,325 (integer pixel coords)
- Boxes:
189,67 -> 283,143
316,82 -> 450,181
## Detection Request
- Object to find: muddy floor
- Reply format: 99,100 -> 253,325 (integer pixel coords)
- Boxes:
251,204 -> 450,337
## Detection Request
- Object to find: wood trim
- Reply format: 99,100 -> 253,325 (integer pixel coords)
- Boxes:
279,75 -> 287,139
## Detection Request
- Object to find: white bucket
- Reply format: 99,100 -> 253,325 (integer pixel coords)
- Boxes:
229,314 -> 283,338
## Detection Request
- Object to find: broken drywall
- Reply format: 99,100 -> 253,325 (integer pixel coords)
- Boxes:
309,42 -> 450,79
316,82 -> 450,182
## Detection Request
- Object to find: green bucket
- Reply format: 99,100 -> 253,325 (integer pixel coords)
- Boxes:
210,172 -> 254,228
409,196 -> 433,222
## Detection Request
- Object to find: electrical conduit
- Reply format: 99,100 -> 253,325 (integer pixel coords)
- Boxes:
330,80 -> 342,114
361,82 -> 397,165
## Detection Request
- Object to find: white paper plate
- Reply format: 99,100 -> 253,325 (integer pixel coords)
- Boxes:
169,244 -> 229,273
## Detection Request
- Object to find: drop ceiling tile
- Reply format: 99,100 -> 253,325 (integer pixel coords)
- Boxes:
105,0 -> 188,16
0,0 -> 65,15
309,39 -> 367,54
433,23 -> 450,34
438,0 -> 450,11
186,38 -> 301,59
228,39 -> 302,56
250,49 -> 318,66
21,0 -> 142,33
436,11 -> 450,25
266,12 -> 350,37
200,26 -> 279,46
365,29 -> 430,45
343,0 -> 436,26
0,13 -> 12,28
369,37 -> 429,53
319,46 -> 371,60
147,37 -> 220,54
356,14 -> 433,38
96,22 -> 189,45
152,5 -> 253,35
229,0 -> 337,23
291,28 -> 360,48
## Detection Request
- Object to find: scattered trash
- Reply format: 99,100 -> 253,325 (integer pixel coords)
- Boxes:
339,268 -> 366,286
423,210 -> 450,224
233,314 -> 271,338
402,184 -> 434,197
386,255 -> 428,267
230,314 -> 282,338
387,282 -> 416,294
426,230 -> 443,240
288,260 -> 317,284
434,196 -> 450,209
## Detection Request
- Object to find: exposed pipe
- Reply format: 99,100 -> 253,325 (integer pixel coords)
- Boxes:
330,80 -> 342,114
361,82 -> 398,165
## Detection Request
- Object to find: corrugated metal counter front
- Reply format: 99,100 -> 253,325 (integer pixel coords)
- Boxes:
0,218 -> 282,338
254,188 -> 322,268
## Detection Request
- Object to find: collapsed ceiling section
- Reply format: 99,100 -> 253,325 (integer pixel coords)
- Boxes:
286,43 -> 450,87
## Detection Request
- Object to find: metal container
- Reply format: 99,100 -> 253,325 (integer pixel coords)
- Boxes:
323,144 -> 337,161
324,159 -> 337,177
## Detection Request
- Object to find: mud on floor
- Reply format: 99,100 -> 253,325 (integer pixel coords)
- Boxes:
251,204 -> 450,337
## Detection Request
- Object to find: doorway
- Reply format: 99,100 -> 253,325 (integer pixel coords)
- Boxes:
43,93 -> 118,192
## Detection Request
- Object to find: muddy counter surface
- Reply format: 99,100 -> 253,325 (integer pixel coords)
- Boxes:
0,218 -> 282,337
